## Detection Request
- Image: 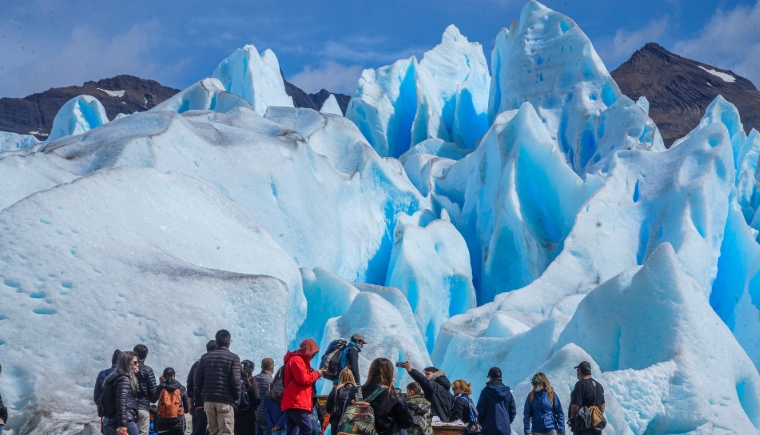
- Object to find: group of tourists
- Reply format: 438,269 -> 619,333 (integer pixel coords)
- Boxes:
92,330 -> 606,435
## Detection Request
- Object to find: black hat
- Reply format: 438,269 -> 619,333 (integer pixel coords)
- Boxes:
487,367 -> 502,379
574,361 -> 592,375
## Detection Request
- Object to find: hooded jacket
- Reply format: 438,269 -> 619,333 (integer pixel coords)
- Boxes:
360,380 -> 414,435
406,396 -> 433,435
194,346 -> 242,407
153,378 -> 191,430
476,380 -> 516,435
281,340 -> 321,412
104,371 -> 139,428
408,369 -> 454,422
264,394 -> 287,431
523,389 -> 565,435
94,364 -> 117,403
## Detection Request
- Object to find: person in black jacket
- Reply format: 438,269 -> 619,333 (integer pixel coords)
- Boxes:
450,379 -> 474,426
195,329 -> 242,435
254,358 -> 275,435
0,363 -> 7,435
235,360 -> 261,435
326,368 -> 357,435
332,333 -> 366,387
400,362 -> 454,422
105,351 -> 141,435
133,344 -> 157,435
476,367 -> 516,435
188,340 -> 216,435
361,358 -> 413,435
95,349 -> 122,433
153,367 -> 191,435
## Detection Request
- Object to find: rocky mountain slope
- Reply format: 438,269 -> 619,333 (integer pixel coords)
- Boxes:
611,43 -> 760,147
283,79 -> 350,114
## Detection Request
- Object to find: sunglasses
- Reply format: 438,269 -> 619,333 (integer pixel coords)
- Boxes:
531,377 -> 541,385
130,360 -> 139,366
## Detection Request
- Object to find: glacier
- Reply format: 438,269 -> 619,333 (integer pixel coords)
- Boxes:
0,1 -> 760,434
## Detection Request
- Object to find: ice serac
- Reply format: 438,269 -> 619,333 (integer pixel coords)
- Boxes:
385,210 -> 476,352
151,77 -> 253,114
320,94 -> 343,116
0,131 -> 39,153
46,95 -> 109,142
557,244 -> 760,434
488,1 -> 663,174
0,167 -> 301,434
347,25 -> 490,158
436,103 -> 600,303
297,267 -> 359,348
213,45 -> 294,116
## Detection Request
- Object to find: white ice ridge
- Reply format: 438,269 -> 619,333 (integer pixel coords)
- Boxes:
320,94 -> 343,116
46,95 -> 109,142
699,65 -> 737,83
97,88 -> 126,97
347,25 -> 490,158
0,131 -> 39,154
213,44 -> 294,116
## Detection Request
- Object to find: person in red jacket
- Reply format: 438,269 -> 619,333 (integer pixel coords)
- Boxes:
281,339 -> 327,435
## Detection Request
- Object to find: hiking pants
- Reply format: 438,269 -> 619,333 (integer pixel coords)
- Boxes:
192,407 -> 209,435
285,409 -> 312,435
136,410 -> 150,435
205,402 -> 235,435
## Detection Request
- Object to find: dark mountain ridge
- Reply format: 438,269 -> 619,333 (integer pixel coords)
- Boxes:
611,43 -> 760,147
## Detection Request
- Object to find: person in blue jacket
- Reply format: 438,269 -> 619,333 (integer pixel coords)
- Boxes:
523,373 -> 565,435
264,385 -> 286,435
476,367 -> 516,435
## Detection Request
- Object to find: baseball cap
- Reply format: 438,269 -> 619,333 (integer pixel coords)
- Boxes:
351,333 -> 367,343
487,367 -> 502,379
574,361 -> 592,375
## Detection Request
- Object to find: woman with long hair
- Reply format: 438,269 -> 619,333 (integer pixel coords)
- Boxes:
105,351 -> 140,435
326,368 -> 358,435
235,360 -> 261,435
357,358 -> 413,435
451,379 -> 475,423
153,367 -> 191,435
522,373 -> 564,435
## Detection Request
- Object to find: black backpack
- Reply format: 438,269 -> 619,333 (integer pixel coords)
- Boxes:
238,381 -> 252,412
319,339 -> 347,381
98,378 -> 118,418
268,367 -> 286,401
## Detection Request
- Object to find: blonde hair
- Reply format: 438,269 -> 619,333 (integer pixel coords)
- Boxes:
452,379 -> 472,396
533,372 -> 553,394
337,367 -> 356,389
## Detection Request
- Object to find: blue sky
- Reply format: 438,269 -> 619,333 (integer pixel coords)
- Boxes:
1,0 -> 759,98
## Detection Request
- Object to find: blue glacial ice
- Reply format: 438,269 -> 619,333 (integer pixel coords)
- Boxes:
347,25 -> 490,158
0,131 -> 39,153
0,1 -> 759,434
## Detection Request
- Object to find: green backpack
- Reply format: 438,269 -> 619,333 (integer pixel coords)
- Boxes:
338,387 -> 388,435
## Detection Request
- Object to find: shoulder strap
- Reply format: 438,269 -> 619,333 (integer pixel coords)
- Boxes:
364,386 -> 387,403
529,391 -> 534,405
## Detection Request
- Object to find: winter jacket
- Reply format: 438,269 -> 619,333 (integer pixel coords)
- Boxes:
408,369 -> 454,422
236,378 -> 262,422
94,364 -> 117,402
0,389 -> 7,423
264,395 -> 287,431
105,372 -> 139,428
326,383 -> 357,435
136,362 -> 157,411
360,380 -> 414,435
406,396 -> 433,435
153,378 -> 190,432
333,342 -> 361,385
523,389 -> 565,435
281,350 -> 320,412
194,346 -> 242,407
476,380 -> 516,435
254,371 -> 274,424
451,394 -> 474,424
187,360 -> 200,408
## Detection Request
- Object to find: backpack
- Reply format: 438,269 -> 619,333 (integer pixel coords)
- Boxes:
239,381 -> 252,412
456,396 -> 482,435
320,339 -> 348,381
157,388 -> 184,419
339,387 -> 387,435
268,367 -> 286,401
98,379 -> 118,418
567,380 -> 606,432
528,390 -> 558,429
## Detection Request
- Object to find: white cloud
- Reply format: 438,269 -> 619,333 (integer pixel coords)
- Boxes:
0,19 -> 178,98
672,0 -> 760,87
595,18 -> 669,69
287,61 -> 364,95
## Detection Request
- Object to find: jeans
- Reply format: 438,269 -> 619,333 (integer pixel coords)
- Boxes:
255,423 -> 267,435
107,421 -> 139,435
285,409 -> 312,435
0,425 -> 4,435
192,407 -> 209,435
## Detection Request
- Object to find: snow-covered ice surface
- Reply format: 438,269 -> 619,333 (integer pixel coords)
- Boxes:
2,1 -> 760,434
320,94 -> 343,116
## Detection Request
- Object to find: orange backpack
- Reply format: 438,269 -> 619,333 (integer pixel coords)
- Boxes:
157,389 -> 184,419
